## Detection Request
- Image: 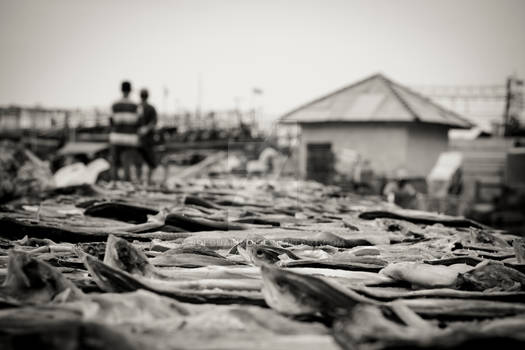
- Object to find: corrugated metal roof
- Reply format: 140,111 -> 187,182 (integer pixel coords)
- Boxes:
280,74 -> 473,128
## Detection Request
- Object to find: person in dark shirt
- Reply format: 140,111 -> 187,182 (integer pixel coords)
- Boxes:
110,81 -> 140,182
136,88 -> 158,185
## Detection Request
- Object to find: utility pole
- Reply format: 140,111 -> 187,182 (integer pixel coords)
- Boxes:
196,73 -> 203,128
251,87 -> 263,135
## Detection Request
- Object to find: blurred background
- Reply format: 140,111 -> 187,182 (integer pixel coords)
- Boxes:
1,0 -> 524,232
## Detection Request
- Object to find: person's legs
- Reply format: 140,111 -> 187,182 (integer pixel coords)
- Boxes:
133,149 -> 144,184
120,148 -> 134,182
109,145 -> 120,181
140,143 -> 157,185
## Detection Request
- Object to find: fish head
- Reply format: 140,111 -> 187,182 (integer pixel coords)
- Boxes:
236,238 -> 257,261
231,234 -> 266,257
2,250 -> 82,303
259,264 -> 320,316
82,252 -> 145,293
246,243 -> 281,266
103,235 -> 153,277
260,264 -> 368,318
4,250 -> 32,289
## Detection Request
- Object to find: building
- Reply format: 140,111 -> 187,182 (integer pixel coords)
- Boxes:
280,73 -> 472,183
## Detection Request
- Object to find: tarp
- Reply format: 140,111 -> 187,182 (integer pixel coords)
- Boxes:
57,142 -> 109,156
427,151 -> 463,197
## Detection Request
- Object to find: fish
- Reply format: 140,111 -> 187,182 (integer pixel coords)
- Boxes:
0,249 -> 83,304
456,260 -> 525,292
84,201 -> 159,224
228,235 -> 267,256
95,237 -> 261,281
514,238 -> 525,264
66,289 -> 191,325
276,231 -> 376,249
333,303 -> 525,350
424,256 -> 483,267
150,253 -> 245,268
165,213 -> 245,232
281,259 -> 384,272
245,243 -> 300,266
103,235 -> 156,278
162,244 -> 227,258
82,252 -> 266,306
103,235 -> 244,272
380,262 -> 473,289
400,297 -> 525,318
352,285 -> 525,303
233,216 -> 281,226
260,264 -> 375,319
0,306 -> 139,350
359,209 -> 487,229
150,244 -> 246,268
82,251 -> 152,294
0,216 -> 109,243
184,195 -> 221,209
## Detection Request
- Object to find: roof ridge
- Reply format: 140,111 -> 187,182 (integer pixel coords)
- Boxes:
388,78 -> 474,127
280,73 -> 382,121
380,75 -> 421,122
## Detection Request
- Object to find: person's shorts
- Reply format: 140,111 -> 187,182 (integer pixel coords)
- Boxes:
110,145 -> 140,167
139,143 -> 157,168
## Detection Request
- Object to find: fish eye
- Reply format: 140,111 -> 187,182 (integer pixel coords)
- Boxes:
275,279 -> 287,290
256,249 -> 264,257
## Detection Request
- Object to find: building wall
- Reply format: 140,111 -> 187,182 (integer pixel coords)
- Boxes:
299,122 -> 409,179
406,123 -> 450,177
298,122 -> 450,179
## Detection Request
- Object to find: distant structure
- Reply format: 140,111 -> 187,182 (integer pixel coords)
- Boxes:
412,77 -> 524,136
280,73 -> 472,183
0,106 -> 109,132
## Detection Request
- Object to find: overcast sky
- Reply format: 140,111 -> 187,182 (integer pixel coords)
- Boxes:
1,0 -> 524,120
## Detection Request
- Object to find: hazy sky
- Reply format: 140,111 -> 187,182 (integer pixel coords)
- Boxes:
1,0 -> 524,119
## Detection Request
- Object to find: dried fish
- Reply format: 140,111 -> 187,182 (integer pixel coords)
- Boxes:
84,201 -> 159,224
0,307 -> 139,350
514,238 -> 525,264
352,285 -> 525,302
275,231 -> 376,249
282,259 -> 384,272
150,252 -> 245,268
457,260 -> 525,292
1,174 -> 524,348
0,250 -> 83,304
103,235 -> 156,277
380,262 -> 473,289
333,303 -> 525,350
245,243 -> 300,266
359,209 -> 486,229
166,213 -> 245,231
260,264 -> 375,318
400,298 -> 525,318
184,195 -> 221,209
82,253 -> 266,306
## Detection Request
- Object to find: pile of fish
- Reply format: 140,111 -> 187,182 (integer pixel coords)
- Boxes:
0,177 -> 524,349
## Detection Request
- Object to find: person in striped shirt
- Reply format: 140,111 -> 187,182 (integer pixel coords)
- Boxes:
109,81 -> 140,181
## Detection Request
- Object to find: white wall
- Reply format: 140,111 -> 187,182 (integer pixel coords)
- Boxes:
406,124 -> 449,177
299,122 -> 409,178
299,122 -> 450,179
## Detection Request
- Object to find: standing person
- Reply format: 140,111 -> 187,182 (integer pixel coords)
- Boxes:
137,88 -> 158,185
110,81 -> 140,182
